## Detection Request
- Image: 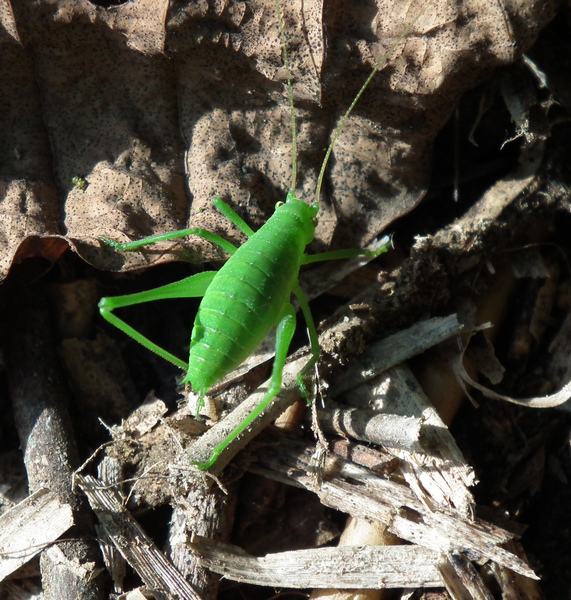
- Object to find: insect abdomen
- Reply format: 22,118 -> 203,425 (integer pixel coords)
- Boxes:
184,199 -> 316,394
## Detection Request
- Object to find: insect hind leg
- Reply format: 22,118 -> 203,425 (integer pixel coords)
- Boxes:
99,271 -> 217,371
98,198 -> 255,259
192,303 -> 297,470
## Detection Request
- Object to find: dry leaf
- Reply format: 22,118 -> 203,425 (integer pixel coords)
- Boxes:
0,0 -> 559,280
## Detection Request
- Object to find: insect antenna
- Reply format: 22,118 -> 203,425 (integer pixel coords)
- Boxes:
274,0 -> 298,194
314,2 -> 432,209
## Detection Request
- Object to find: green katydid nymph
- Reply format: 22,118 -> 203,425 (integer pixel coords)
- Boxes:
98,1 -> 428,470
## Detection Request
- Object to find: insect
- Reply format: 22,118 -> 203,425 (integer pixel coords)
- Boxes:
98,1 -> 427,470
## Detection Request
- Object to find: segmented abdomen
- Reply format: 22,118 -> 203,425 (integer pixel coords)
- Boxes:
184,200 -> 315,395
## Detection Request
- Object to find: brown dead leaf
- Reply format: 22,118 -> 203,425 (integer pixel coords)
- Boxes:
0,0 -> 559,280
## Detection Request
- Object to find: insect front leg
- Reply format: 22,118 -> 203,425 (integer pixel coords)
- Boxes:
211,198 -> 255,237
99,198 -> 253,256
99,271 -> 216,370
192,303 -> 298,471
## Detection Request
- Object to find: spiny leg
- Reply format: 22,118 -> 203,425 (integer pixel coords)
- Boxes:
193,303 -> 297,471
292,282 -> 320,402
212,198 -> 255,237
302,235 -> 393,265
99,198 -> 254,255
99,271 -> 216,370
293,236 -> 393,396
99,198 -> 257,369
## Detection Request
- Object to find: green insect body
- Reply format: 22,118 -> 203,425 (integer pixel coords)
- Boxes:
98,0 -> 427,470
184,197 -> 318,396
98,191 -> 365,470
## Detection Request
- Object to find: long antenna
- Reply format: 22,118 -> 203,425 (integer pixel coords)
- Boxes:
274,0 -> 298,194
314,2 -> 431,207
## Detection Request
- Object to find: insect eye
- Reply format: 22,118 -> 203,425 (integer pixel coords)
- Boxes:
275,201 -> 285,209
312,217 -> 318,226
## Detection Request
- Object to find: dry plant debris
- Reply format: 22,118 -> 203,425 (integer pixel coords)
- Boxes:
0,489 -> 74,581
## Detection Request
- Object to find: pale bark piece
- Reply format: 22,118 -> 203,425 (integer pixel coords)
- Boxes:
316,404 -> 423,450
76,474 -> 202,600
331,314 -> 464,397
0,0 -> 560,280
0,489 -> 74,582
306,515 -> 402,600
96,457 -> 128,595
253,437 -> 537,580
189,535 -> 442,589
167,454 -> 237,599
345,362 -> 476,516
